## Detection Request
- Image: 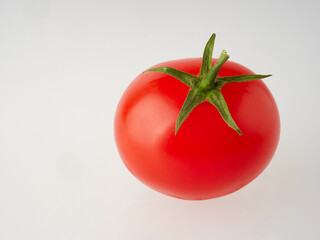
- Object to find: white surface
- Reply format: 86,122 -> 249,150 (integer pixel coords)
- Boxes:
1,0 -> 319,239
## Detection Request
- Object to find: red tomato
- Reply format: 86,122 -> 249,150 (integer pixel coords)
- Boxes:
114,58 -> 280,200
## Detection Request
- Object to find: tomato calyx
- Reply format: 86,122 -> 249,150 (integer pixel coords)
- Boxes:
145,33 -> 272,135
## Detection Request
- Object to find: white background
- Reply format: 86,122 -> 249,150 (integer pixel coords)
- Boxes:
1,0 -> 320,239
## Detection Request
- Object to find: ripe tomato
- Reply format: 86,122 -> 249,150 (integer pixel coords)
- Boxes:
114,34 -> 280,200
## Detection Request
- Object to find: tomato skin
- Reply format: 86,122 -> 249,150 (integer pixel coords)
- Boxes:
114,58 -> 280,200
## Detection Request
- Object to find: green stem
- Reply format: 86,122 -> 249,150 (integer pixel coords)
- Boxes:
199,50 -> 229,90
144,33 -> 271,135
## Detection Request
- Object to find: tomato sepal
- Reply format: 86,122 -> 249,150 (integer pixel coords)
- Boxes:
175,88 -> 206,134
215,74 -> 272,89
207,89 -> 241,135
145,67 -> 198,88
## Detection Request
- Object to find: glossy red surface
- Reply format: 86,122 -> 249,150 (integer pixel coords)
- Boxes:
114,58 -> 280,200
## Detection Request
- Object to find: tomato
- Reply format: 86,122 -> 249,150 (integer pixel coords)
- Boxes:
114,35 -> 280,200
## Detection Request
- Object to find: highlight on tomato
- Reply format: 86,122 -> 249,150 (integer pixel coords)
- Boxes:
114,33 -> 280,200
